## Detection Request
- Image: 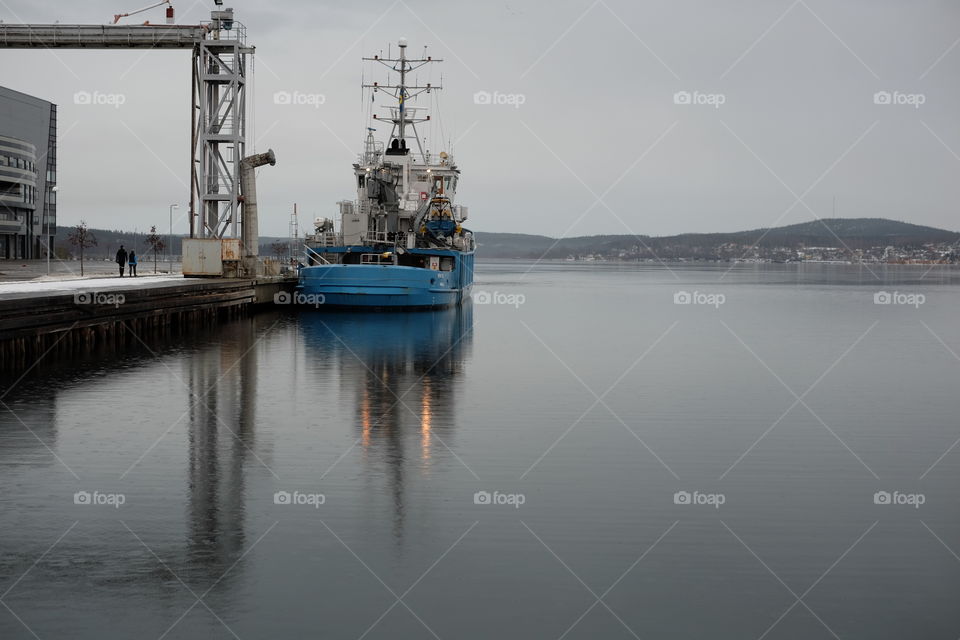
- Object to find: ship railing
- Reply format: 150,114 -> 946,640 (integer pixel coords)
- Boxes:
303,246 -> 332,265
358,149 -> 384,165
412,153 -> 454,167
361,231 -> 392,245
353,152 -> 453,166
307,232 -> 340,247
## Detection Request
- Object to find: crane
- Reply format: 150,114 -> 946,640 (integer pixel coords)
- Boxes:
1,5 -> 259,275
112,0 -> 174,25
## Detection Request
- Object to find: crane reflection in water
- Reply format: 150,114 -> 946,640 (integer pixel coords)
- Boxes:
299,304 -> 474,539
184,317 -> 267,578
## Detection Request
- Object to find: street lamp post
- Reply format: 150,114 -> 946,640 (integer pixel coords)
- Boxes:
48,186 -> 58,276
168,203 -> 179,273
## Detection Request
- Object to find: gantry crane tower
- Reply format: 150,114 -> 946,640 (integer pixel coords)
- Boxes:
0,4 -> 260,275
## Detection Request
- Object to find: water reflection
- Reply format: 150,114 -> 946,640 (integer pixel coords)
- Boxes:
184,317 -> 265,577
0,315 -> 271,631
299,305 -> 474,539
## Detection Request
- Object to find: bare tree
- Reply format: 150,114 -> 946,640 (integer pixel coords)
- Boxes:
146,225 -> 166,274
270,241 -> 289,261
67,221 -> 97,276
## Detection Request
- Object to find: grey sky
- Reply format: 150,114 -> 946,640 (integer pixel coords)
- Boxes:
1,0 -> 958,238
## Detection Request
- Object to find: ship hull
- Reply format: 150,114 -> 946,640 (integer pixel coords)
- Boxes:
296,251 -> 474,309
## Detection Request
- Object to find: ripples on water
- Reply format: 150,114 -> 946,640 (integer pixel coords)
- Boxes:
1,262 -> 960,639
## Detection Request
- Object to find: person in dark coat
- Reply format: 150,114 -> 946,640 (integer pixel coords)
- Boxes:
116,245 -> 127,277
128,251 -> 138,277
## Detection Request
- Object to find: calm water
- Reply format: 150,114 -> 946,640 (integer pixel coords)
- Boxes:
2,262 -> 960,639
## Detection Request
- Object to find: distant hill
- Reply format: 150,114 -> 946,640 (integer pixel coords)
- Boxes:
52,226 -> 295,260
54,218 -> 958,261
473,218 -> 960,259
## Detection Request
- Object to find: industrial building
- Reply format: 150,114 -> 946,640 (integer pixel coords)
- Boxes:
0,85 -> 57,259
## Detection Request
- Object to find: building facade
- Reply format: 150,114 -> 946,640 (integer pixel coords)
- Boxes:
0,86 -> 57,259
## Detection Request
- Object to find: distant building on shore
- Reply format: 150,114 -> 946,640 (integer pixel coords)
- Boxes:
0,86 -> 57,259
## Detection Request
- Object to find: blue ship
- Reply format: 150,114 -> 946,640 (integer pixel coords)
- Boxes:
297,38 -> 475,309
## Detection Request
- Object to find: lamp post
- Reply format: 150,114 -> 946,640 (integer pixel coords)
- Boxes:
168,203 -> 179,273
48,186 -> 58,276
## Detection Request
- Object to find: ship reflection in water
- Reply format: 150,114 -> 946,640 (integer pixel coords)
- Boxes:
299,304 -> 474,538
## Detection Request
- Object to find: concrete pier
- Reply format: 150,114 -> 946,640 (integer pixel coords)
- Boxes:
0,276 -> 295,367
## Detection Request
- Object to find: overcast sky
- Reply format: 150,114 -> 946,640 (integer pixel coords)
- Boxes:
1,0 -> 958,238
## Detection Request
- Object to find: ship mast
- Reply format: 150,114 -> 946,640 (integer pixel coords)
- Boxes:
399,39 -> 407,142
362,38 -> 442,162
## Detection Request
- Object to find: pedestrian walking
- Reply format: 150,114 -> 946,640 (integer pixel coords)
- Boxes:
116,245 -> 127,277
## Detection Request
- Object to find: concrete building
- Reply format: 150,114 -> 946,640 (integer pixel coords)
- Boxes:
0,86 -> 57,259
